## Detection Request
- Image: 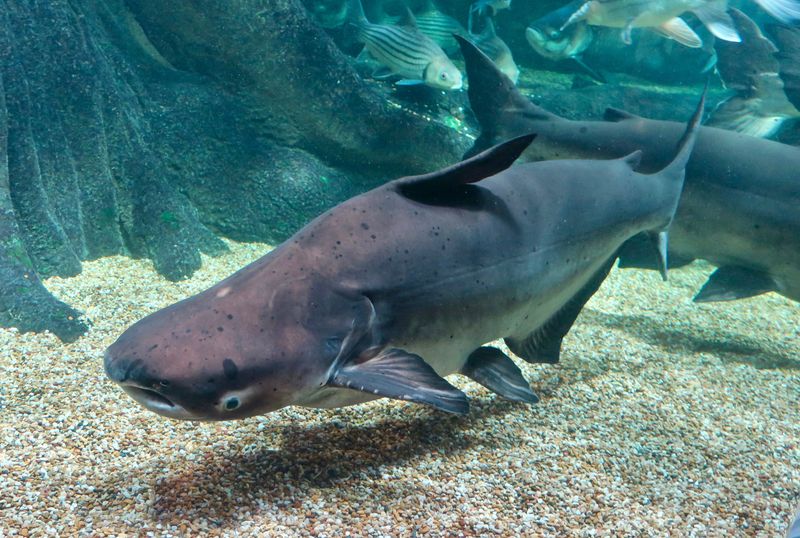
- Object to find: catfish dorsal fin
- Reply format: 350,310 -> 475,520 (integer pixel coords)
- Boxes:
456,35 -> 559,145
396,133 -> 536,193
604,107 -> 640,122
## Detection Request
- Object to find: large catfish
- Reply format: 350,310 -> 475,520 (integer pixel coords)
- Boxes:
104,99 -> 701,421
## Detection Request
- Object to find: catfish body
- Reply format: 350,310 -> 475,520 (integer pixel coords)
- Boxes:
104,104 -> 699,420
461,34 -> 800,304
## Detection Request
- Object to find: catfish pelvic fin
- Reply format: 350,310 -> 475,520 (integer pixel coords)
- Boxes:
328,348 -> 469,414
506,256 -> 616,364
693,266 -> 777,302
461,347 -> 539,403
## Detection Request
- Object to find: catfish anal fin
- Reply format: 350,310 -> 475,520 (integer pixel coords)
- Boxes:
693,266 -> 777,302
506,256 -> 617,364
461,347 -> 539,403
328,348 -> 469,414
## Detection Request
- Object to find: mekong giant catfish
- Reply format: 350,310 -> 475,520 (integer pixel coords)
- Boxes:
457,34 -> 800,304
104,94 -> 702,422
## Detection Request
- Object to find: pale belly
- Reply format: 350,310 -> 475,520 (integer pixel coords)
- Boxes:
296,253 -> 611,410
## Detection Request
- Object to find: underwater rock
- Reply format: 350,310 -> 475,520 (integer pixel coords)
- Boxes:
0,0 -> 465,340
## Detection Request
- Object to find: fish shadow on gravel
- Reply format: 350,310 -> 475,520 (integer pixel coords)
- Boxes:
582,309 -> 800,370
107,398 -> 529,525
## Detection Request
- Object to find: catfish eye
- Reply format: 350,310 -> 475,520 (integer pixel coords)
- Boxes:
440,72 -> 448,80
224,397 -> 240,411
549,30 -> 559,39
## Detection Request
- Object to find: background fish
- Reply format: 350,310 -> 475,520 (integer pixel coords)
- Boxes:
771,22 -> 800,112
526,3 -> 605,82
470,0 -> 512,17
561,0 -> 800,48
348,0 -> 463,90
470,15 -> 520,83
709,9 -> 800,138
414,0 -> 468,55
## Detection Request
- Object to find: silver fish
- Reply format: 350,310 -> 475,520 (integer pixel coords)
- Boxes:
561,0 -> 800,48
470,16 -> 520,84
525,3 -> 605,82
349,0 -> 462,90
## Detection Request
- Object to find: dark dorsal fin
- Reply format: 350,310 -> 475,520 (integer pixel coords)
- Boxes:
396,133 -> 535,195
456,34 -> 556,158
604,107 -> 641,122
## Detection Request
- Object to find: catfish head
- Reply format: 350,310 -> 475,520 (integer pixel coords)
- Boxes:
104,271 -> 375,421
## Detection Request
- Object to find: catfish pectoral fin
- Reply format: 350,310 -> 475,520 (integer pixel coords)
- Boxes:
328,348 -> 469,414
693,266 -> 777,302
461,346 -> 539,404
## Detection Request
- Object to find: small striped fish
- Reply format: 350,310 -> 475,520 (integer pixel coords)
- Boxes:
415,0 -> 468,55
470,16 -> 519,84
348,0 -> 462,90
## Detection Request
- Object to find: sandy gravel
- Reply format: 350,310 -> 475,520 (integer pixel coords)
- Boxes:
0,240 -> 798,537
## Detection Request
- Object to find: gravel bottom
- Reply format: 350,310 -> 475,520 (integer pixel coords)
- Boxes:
1,240 -> 798,537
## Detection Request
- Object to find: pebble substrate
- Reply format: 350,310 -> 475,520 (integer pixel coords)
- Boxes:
1,240 -> 798,537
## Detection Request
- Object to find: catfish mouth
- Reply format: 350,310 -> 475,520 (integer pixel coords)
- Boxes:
120,385 -> 196,420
